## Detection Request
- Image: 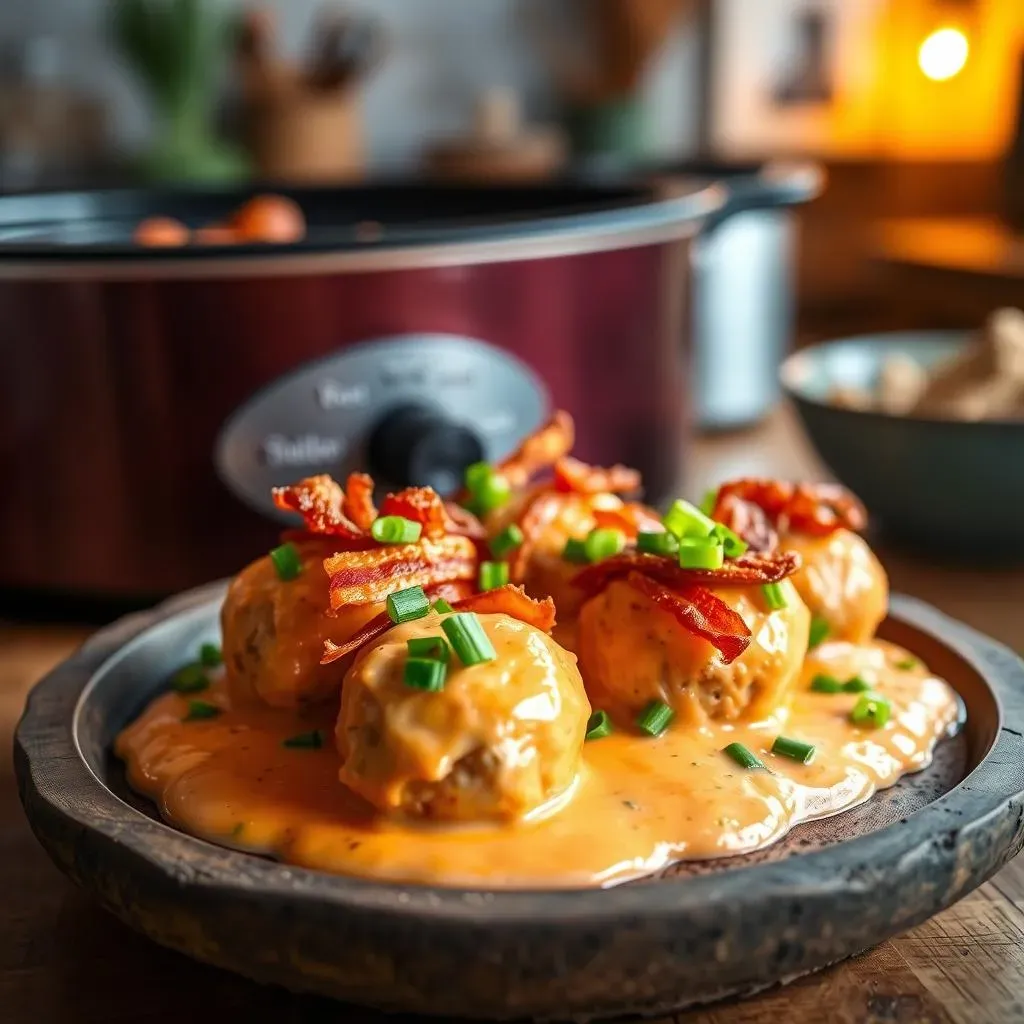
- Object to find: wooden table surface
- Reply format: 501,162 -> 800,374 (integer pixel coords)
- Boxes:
4,408 -> 1024,1024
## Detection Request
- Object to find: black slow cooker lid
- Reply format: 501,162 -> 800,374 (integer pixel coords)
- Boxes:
0,180 -> 719,262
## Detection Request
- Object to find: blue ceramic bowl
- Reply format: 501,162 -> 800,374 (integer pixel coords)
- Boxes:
780,330 -> 1024,560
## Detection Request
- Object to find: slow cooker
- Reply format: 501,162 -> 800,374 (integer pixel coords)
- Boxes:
0,179 -> 786,599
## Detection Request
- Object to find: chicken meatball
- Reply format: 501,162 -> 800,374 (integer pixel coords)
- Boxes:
222,540 -> 383,709
577,578 -> 809,726
337,611 -> 590,821
784,528 -> 888,645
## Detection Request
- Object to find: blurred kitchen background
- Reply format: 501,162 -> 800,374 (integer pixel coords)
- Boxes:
3,0 -> 1024,606
4,0 -> 1024,338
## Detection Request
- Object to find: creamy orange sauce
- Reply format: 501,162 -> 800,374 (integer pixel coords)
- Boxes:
117,638 -> 959,889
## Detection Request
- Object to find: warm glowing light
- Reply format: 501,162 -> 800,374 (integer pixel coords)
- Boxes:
918,27 -> 969,81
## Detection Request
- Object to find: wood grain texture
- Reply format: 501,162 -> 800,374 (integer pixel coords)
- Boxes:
3,408 -> 1024,1023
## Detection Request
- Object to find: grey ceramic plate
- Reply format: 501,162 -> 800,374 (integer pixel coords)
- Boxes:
14,583 -> 1024,1020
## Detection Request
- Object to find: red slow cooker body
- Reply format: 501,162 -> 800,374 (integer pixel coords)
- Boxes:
0,185 -> 704,597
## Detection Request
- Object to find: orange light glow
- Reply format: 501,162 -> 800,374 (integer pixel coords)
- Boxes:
918,27 -> 969,81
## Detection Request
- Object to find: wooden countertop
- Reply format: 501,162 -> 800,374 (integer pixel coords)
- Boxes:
3,408 -> 1024,1024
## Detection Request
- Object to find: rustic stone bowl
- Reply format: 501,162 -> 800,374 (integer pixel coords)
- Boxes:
14,583 -> 1024,1020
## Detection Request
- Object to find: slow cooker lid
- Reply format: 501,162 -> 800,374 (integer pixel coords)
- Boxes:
0,180 -> 718,261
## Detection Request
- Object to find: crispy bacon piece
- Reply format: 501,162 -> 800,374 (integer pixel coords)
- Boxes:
496,411 -> 575,489
320,581 -> 474,665
713,479 -> 867,538
442,502 -> 487,540
342,472 -> 377,531
321,584 -> 553,665
272,475 -> 364,539
325,535 -> 476,609
712,493 -> 779,554
624,572 -> 751,663
553,456 -> 641,496
379,487 -> 450,540
450,585 -> 556,634
571,550 -> 801,597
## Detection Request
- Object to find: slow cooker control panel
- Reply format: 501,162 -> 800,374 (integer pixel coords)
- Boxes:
215,334 -> 547,521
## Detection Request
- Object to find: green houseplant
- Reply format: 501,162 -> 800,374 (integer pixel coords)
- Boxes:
111,0 -> 249,183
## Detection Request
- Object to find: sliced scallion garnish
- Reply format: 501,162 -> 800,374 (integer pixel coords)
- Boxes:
810,674 -> 843,694
636,700 -> 674,737
636,530 -> 679,557
585,710 -> 613,740
404,657 -> 447,691
183,700 -> 221,722
441,612 -> 497,666
432,599 -> 454,614
199,642 -> 223,668
407,636 -> 451,663
371,515 -> 423,544
662,499 -> 717,540
771,735 -> 815,764
584,527 -> 626,563
761,581 -> 787,610
479,560 -> 510,591
170,663 -> 209,694
282,730 -> 324,749
562,538 -> 589,564
699,488 -> 719,516
711,523 -> 748,558
678,537 -> 724,570
808,616 -> 830,649
269,542 -> 302,581
386,585 -> 430,624
851,692 -> 891,728
723,742 -> 766,770
489,524 -> 524,559
895,657 -> 919,671
843,675 -> 872,693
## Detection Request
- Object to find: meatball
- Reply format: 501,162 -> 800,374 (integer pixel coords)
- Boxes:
784,528 -> 888,644
577,579 -> 809,726
222,540 -> 383,709
337,611 -> 590,822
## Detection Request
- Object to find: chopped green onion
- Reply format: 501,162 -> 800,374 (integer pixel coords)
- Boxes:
808,616 -> 830,649
407,636 -> 451,663
711,523 -> 748,558
771,735 -> 816,764
810,674 -> 844,694
677,537 -> 724,570
441,612 -> 497,666
636,530 -> 679,557
663,499 -> 717,539
562,537 -> 589,563
490,524 -> 524,558
636,700 -> 675,737
432,599 -> 454,614
479,560 -> 510,591
585,710 -> 613,740
851,692 -> 891,728
371,515 -> 422,544
723,742 -> 766,770
386,585 -> 430,624
584,527 -> 626,563
464,462 -> 511,514
699,488 -> 719,516
464,461 -> 495,494
404,657 -> 447,691
761,582 -> 788,610
183,700 -> 221,722
843,675 -> 872,693
282,730 -> 324,749
199,642 -> 222,667
895,657 -> 919,671
269,542 -> 302,581
170,663 -> 209,694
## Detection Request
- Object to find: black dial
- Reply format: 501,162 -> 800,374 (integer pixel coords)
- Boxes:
366,404 -> 484,496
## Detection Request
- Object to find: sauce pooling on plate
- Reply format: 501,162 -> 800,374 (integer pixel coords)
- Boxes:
115,424 -> 964,889
117,635 -> 959,888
